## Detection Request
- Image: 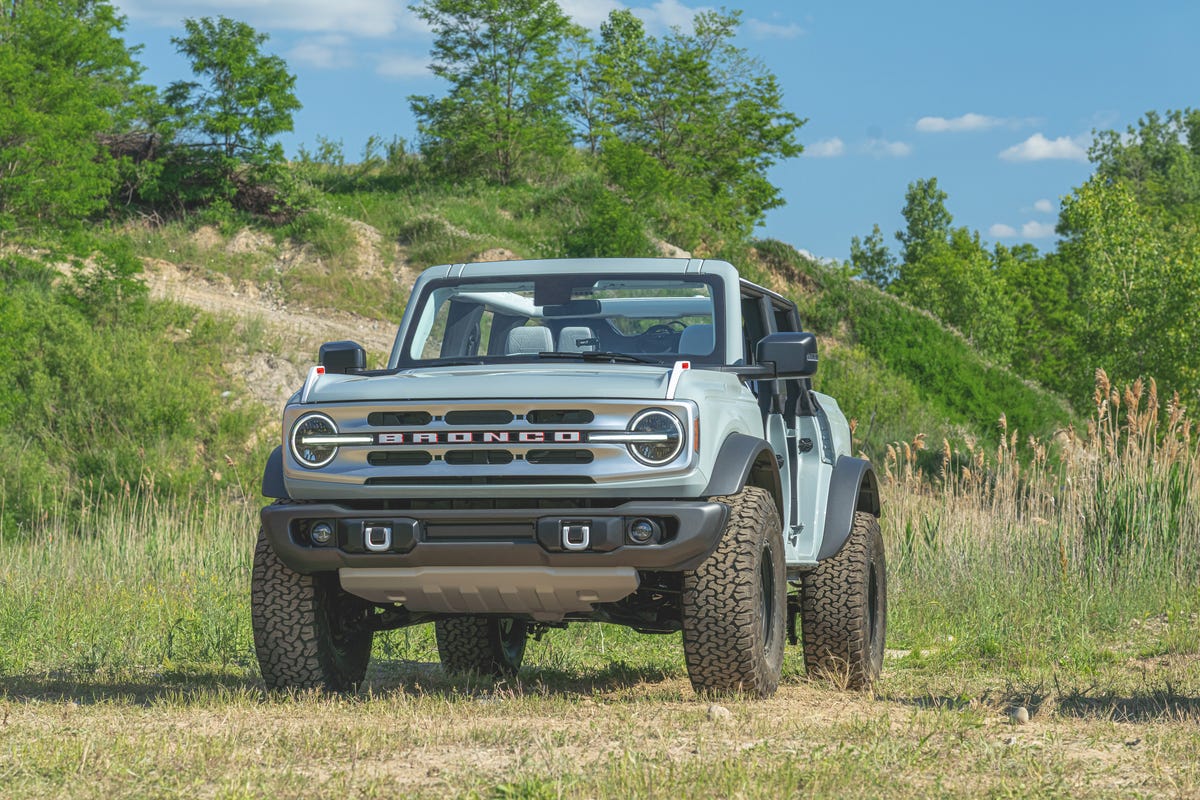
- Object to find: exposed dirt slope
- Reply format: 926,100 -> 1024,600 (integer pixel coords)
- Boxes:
142,224 -> 402,410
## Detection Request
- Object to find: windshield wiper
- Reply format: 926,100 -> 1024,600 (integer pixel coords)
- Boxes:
427,358 -> 486,367
534,351 -> 655,364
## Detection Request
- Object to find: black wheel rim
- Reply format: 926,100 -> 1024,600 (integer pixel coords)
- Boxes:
867,561 -> 883,669
759,546 -> 776,649
497,618 -> 527,665
322,579 -> 370,659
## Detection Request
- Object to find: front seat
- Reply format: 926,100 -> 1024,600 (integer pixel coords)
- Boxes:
505,326 -> 554,355
677,323 -> 714,356
557,326 -> 595,352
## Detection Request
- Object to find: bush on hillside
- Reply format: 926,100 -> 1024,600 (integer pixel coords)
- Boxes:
0,252 -> 264,538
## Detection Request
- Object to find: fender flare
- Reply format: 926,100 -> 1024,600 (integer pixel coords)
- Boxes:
817,455 -> 881,561
701,432 -> 783,523
261,445 -> 288,499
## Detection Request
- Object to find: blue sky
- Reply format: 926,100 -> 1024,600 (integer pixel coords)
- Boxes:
112,0 -> 1199,262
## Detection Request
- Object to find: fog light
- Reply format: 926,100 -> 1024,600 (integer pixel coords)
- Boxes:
628,518 -> 658,544
310,522 -> 334,545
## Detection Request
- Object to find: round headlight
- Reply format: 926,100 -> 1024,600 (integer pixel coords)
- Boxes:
628,409 -> 684,466
291,413 -> 338,468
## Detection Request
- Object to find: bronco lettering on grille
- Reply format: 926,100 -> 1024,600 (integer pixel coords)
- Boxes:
376,431 -> 585,446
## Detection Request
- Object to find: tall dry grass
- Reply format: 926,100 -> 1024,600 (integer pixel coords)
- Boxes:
881,370 -> 1199,667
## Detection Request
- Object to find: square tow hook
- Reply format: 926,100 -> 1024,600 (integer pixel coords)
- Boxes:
561,523 -> 590,551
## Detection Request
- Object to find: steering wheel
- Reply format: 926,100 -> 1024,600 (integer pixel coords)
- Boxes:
636,321 -> 686,352
643,321 -> 686,336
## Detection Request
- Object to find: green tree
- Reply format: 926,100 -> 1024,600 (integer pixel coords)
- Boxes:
160,15 -> 299,212
165,16 -> 300,163
993,243 -> 1080,391
850,223 -> 897,289
895,177 -> 952,266
0,0 -> 145,234
584,9 -> 803,251
894,227 -> 1016,360
1057,176 -> 1200,397
409,0 -> 579,184
1089,108 -> 1200,222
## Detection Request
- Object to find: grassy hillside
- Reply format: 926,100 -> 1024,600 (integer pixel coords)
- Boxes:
1,174 -> 1078,536
744,241 -> 1075,460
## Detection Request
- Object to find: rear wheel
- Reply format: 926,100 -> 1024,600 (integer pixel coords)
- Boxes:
800,511 -> 886,689
251,529 -> 374,691
436,616 -> 529,677
681,486 -> 785,697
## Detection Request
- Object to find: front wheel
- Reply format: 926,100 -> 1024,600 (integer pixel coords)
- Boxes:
800,511 -> 887,689
681,486 -> 785,697
251,529 -> 375,691
436,616 -> 529,677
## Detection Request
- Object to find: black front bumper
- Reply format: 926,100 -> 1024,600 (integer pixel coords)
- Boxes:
260,500 -> 729,575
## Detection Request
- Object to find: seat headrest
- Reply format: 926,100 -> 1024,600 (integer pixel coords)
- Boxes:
505,326 -> 553,354
557,326 -> 595,352
677,323 -> 714,356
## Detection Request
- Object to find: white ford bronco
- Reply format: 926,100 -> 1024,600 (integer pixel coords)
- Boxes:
253,258 -> 884,696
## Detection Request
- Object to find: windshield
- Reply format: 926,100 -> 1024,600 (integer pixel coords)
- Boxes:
399,274 -> 722,366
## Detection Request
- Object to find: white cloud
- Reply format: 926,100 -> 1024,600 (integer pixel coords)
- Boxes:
864,139 -> 912,158
113,0 -> 424,38
558,0 -> 624,28
288,35 -> 351,69
916,113 -> 1002,133
999,133 -> 1088,162
805,138 -> 844,158
632,0 -> 712,33
376,53 -> 431,79
1021,220 -> 1057,238
989,223 -> 1017,238
746,18 -> 804,39
1033,198 -> 1054,214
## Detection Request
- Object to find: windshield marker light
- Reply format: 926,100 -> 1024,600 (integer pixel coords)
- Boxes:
666,360 -> 691,400
300,365 -> 325,404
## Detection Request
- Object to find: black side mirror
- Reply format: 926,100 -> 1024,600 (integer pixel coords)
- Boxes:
756,332 -> 818,378
319,340 -> 366,374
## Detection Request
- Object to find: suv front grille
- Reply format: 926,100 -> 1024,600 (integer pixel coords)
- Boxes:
296,400 -> 695,486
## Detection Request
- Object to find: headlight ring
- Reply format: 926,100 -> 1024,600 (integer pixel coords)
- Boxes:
627,408 -> 684,466
291,412 -> 339,468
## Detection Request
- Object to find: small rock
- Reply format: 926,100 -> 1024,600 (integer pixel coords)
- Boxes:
707,703 -> 732,722
1011,706 -> 1030,724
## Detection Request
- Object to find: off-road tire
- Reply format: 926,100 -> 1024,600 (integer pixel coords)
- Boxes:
436,617 -> 529,677
251,529 -> 374,692
681,486 -> 785,697
800,511 -> 886,689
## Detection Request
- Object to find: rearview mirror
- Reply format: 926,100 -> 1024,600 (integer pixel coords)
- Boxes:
756,332 -> 817,378
542,299 -> 601,317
